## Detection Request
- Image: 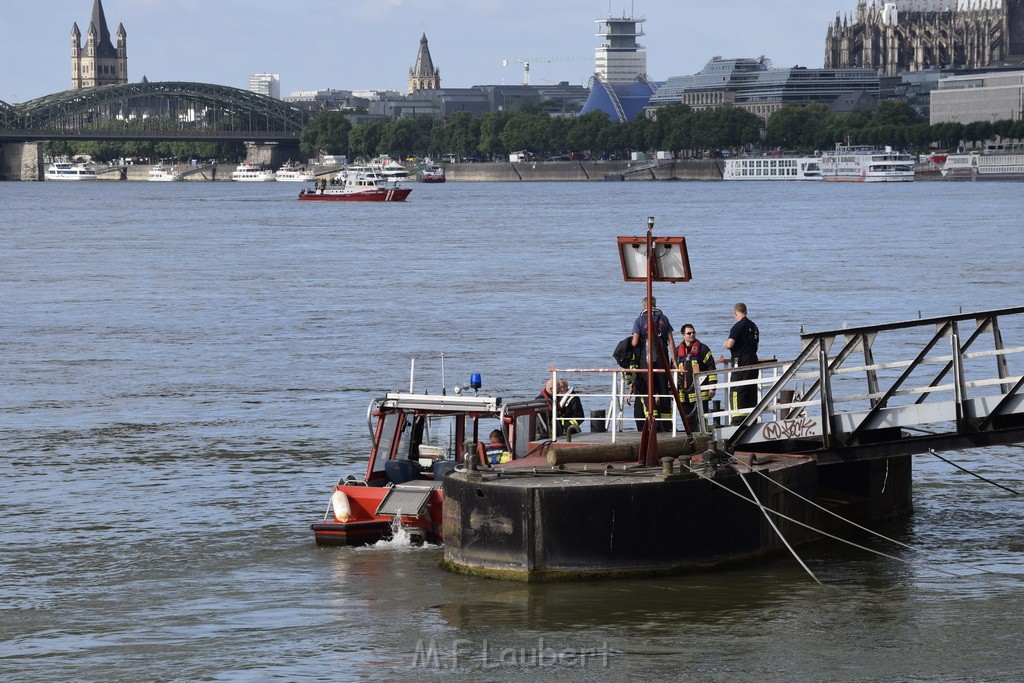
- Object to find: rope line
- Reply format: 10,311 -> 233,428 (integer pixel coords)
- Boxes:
744,460 -> 1004,577
927,449 -> 1021,495
685,460 -> 1021,587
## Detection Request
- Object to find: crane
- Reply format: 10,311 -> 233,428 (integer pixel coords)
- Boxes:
500,55 -> 591,85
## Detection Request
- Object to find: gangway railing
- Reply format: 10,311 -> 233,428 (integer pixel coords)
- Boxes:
716,306 -> 1024,453
543,307 -> 1024,456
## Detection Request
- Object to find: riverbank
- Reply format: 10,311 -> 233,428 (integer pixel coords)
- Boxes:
447,159 -> 724,181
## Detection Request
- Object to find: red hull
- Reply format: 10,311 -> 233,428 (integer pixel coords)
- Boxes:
298,188 -> 412,202
312,482 -> 444,546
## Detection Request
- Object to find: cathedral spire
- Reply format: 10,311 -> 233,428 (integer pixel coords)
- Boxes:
71,0 -> 127,89
408,33 -> 441,94
91,0 -> 113,51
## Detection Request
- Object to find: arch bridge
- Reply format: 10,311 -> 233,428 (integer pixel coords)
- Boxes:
0,81 -> 312,143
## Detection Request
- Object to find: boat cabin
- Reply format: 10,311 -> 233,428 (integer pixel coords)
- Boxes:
363,392 -> 550,484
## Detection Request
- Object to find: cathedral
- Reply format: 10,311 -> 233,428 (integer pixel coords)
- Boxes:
71,0 -> 127,90
408,33 -> 440,94
825,0 -> 1024,76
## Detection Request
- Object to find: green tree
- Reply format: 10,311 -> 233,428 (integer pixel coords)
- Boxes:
438,112 -> 480,159
348,120 -> 385,159
566,110 -> 611,154
766,103 -> 834,150
873,99 -> 917,127
300,111 -> 353,157
378,118 -> 422,158
478,111 -> 512,159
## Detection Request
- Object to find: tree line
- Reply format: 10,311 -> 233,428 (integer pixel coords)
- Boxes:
44,101 -> 1024,164
301,100 -> 1024,161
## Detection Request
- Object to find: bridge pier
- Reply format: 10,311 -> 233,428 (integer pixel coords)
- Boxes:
243,141 -> 301,167
1,142 -> 43,180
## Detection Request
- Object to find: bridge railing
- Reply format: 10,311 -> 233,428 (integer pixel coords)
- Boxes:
719,306 -> 1024,450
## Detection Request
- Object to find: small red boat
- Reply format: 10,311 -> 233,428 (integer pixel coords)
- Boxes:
298,165 -> 411,202
416,165 -> 446,183
311,388 -> 549,546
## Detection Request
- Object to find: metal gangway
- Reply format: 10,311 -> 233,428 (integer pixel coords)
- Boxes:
709,306 -> 1024,462
547,306 -> 1024,463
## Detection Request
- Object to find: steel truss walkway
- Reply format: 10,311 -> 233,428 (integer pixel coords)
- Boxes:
702,306 -> 1024,463
0,81 -> 310,143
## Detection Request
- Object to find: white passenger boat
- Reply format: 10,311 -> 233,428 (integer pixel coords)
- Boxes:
298,165 -> 411,202
45,161 -> 97,181
941,152 -> 1024,181
147,164 -> 182,182
819,144 -> 914,182
379,160 -> 410,179
230,163 -> 276,182
274,161 -> 314,182
723,157 -> 822,181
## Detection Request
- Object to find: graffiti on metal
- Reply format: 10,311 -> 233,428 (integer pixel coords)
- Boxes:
759,417 -> 820,441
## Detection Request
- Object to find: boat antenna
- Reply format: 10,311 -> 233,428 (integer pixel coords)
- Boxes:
409,357 -> 416,393
441,354 -> 446,395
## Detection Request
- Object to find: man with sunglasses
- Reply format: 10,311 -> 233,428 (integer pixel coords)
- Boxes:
677,324 -> 717,431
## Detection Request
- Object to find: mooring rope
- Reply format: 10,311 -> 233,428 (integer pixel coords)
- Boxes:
933,446 -> 1024,471
685,460 -> 1020,586
736,464 -> 821,585
743,461 -> 1004,578
927,448 -> 1021,495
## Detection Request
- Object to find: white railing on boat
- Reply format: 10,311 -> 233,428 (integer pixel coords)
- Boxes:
545,307 -> 1024,451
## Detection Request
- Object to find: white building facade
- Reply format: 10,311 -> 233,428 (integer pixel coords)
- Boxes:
248,73 -> 281,99
930,70 -> 1024,124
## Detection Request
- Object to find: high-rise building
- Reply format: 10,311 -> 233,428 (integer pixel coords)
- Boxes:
594,13 -> 647,83
71,0 -> 127,90
581,11 -> 656,123
409,34 -> 441,94
825,0 -> 1024,77
248,73 -> 281,99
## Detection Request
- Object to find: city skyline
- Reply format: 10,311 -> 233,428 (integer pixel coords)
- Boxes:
2,1 -> 840,103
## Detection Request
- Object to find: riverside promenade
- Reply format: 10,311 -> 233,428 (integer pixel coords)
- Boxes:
447,158 -> 724,181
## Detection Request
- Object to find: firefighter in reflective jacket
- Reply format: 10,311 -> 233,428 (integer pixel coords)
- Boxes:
676,324 -> 717,430
538,379 -> 584,437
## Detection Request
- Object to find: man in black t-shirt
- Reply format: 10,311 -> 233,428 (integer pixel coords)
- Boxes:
723,302 -> 760,424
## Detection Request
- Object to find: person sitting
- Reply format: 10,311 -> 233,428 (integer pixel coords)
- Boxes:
477,429 -> 511,467
537,379 -> 584,437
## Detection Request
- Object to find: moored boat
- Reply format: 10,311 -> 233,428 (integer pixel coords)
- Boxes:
147,164 -> 182,182
230,163 -> 276,182
45,161 -> 97,181
298,166 -> 412,202
274,161 -> 314,182
724,157 -> 822,181
417,165 -> 446,183
819,144 -> 914,182
312,389 -> 549,546
941,151 -> 1024,181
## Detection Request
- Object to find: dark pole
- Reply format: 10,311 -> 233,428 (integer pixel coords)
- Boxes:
640,216 -> 658,466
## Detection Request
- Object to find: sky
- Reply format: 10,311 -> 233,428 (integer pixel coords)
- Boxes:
1,0 -> 849,103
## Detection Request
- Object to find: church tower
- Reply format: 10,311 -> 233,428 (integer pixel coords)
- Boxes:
71,0 -> 127,90
408,33 -> 440,94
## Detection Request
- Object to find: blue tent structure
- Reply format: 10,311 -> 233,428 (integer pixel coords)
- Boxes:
579,77 -> 658,123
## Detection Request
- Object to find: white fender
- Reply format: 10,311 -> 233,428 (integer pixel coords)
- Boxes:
331,490 -> 352,523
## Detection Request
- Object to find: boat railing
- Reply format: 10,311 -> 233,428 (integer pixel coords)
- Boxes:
547,307 -> 1024,452
544,363 -> 789,442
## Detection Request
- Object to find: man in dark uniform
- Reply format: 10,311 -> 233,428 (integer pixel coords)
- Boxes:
723,302 -> 759,424
630,296 -> 677,432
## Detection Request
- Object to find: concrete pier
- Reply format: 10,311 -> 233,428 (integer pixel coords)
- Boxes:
1,142 -> 43,180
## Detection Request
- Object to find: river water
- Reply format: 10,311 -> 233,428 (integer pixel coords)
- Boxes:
2,179 -> 1023,681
